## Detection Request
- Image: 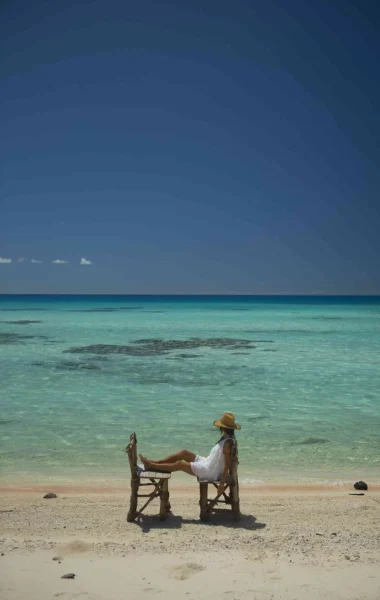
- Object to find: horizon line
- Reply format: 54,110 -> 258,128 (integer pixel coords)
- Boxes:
1,293 -> 380,297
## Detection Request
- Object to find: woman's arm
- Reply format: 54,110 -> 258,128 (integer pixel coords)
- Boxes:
217,440 -> 232,496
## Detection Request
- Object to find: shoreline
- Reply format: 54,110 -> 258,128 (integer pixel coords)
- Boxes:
1,482 -> 379,494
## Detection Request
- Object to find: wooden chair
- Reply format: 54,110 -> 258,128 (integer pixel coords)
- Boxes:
125,433 -> 171,522
198,438 -> 240,521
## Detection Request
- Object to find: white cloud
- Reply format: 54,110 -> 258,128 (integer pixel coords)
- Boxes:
0,257 -> 12,264
52,259 -> 69,264
18,257 -> 25,263
80,257 -> 93,265
31,258 -> 42,264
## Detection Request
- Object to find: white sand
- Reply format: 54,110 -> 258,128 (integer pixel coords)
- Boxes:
1,487 -> 380,599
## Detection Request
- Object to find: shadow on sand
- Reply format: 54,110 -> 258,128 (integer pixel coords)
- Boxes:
131,510 -> 266,534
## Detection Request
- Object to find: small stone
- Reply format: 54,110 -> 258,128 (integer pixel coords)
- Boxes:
354,481 -> 368,491
331,533 -> 337,536
315,532 -> 324,536
44,493 -> 57,499
61,573 -> 75,579
345,556 -> 351,561
52,556 -> 62,561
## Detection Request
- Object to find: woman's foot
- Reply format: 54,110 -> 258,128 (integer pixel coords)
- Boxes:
139,454 -> 152,470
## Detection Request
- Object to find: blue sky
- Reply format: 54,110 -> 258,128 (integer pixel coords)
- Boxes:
1,0 -> 379,294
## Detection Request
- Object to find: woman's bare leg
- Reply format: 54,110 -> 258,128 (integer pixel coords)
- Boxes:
139,449 -> 196,465
143,459 -> 195,476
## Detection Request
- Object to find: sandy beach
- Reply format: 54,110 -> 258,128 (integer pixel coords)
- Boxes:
1,485 -> 380,599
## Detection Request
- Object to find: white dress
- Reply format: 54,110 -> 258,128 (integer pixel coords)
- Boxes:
190,438 -> 231,481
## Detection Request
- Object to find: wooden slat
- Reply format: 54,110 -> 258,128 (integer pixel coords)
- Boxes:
140,471 -> 171,479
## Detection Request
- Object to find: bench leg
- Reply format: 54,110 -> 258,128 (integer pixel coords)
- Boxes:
199,482 -> 209,521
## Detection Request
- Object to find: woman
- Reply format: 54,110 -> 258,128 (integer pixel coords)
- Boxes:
139,412 -> 240,496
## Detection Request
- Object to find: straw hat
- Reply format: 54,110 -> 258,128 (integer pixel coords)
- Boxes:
213,412 -> 241,430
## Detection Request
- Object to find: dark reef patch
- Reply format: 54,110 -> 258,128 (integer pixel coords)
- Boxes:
247,416 -> 270,422
56,361 -> 101,371
242,337 -> 275,342
67,306 -> 143,313
311,316 -> 344,321
0,320 -> 43,325
166,353 -> 201,360
294,437 -> 329,445
0,332 -> 48,344
262,349 -> 277,352
245,329 -> 339,335
0,308 -> 48,311
32,360 -> 101,370
63,337 -> 257,357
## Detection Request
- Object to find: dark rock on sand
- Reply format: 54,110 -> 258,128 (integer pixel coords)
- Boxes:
61,573 -> 75,579
354,481 -> 368,491
64,338 -> 257,357
44,493 -> 57,499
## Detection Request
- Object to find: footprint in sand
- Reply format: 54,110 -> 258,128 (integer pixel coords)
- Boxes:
170,563 -> 205,581
55,540 -> 92,556
54,594 -> 97,599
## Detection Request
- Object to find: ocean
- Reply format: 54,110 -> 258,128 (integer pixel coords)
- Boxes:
1,295 -> 379,487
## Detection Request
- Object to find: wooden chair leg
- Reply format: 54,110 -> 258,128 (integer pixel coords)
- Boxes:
164,480 -> 171,513
231,481 -> 240,521
159,479 -> 170,521
127,477 -> 139,522
199,482 -> 209,521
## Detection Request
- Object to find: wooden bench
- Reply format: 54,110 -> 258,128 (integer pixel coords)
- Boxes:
198,438 -> 240,521
125,433 -> 171,522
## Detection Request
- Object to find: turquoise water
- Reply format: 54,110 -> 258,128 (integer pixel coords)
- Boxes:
1,295 -> 380,486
